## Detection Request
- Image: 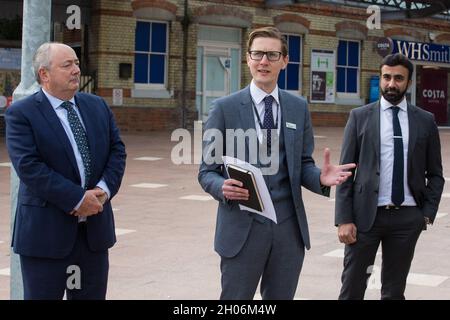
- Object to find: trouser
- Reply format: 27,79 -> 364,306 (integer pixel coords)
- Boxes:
20,222 -> 109,300
339,206 -> 424,300
220,215 -> 304,300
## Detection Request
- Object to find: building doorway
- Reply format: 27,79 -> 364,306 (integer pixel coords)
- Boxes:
196,25 -> 241,121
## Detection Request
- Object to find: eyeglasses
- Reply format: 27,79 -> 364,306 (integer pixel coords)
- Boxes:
248,51 -> 283,62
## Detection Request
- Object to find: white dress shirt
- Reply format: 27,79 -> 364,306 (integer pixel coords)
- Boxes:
250,80 -> 281,144
378,95 -> 416,206
42,89 -> 110,217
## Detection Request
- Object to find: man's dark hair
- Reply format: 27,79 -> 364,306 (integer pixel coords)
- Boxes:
380,53 -> 414,81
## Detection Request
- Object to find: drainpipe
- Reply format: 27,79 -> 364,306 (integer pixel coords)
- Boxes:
181,0 -> 190,129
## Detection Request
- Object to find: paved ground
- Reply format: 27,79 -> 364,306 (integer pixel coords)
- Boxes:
0,127 -> 449,300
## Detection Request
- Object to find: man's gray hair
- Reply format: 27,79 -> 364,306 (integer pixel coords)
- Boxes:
33,42 -> 57,84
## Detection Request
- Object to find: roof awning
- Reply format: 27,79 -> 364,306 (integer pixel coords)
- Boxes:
265,0 -> 450,21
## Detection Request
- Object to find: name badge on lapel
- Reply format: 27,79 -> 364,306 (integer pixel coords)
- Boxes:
286,122 -> 296,130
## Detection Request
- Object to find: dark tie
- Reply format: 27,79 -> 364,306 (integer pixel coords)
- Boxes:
60,101 -> 92,187
262,95 -> 275,152
391,106 -> 404,206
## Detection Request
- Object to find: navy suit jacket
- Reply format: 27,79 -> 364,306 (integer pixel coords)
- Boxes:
198,86 -> 328,258
6,89 -> 126,259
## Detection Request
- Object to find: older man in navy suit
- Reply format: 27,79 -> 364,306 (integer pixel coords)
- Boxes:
5,42 -> 126,300
198,27 -> 355,300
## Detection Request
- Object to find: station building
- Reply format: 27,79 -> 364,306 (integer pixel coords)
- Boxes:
1,0 -> 449,135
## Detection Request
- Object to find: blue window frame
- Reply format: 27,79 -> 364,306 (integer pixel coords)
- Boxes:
337,40 -> 360,94
278,34 -> 302,92
134,21 -> 167,85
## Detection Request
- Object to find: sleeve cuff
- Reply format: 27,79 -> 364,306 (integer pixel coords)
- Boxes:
74,194 -> 85,211
96,179 -> 111,200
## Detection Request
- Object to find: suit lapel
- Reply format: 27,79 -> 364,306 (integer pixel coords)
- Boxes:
407,103 -> 418,174
238,87 -> 257,160
35,90 -> 80,178
239,87 -> 256,132
279,90 -> 296,180
368,101 -> 381,167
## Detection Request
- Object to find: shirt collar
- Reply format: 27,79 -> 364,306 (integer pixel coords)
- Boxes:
42,89 -> 76,111
380,95 -> 407,112
250,80 -> 279,106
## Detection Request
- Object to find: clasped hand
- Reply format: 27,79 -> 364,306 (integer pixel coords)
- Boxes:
70,187 -> 108,217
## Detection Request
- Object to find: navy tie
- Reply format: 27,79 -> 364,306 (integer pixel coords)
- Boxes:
391,106 -> 404,206
262,95 -> 275,152
60,101 -> 92,188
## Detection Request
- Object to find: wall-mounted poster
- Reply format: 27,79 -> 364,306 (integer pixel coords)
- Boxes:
310,49 -> 335,103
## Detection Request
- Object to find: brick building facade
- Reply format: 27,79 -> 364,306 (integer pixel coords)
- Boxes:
1,0 -> 450,134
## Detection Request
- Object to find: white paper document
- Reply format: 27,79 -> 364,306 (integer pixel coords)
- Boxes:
222,156 -> 277,224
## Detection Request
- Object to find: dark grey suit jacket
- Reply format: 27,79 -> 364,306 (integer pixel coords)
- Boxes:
198,86 -> 327,258
335,101 -> 444,232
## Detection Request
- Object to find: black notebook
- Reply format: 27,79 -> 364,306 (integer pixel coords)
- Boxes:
226,164 -> 264,212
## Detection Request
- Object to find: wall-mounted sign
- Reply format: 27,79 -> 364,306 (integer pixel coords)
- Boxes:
310,49 -> 335,103
0,48 -> 21,70
420,68 -> 447,125
219,57 -> 231,70
392,39 -> 450,64
112,88 -> 123,106
376,37 -> 393,57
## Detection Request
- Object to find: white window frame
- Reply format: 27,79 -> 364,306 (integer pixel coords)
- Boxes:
281,33 -> 303,95
134,19 -> 169,90
336,39 -> 360,99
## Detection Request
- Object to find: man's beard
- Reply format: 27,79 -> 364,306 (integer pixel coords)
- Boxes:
381,86 -> 408,105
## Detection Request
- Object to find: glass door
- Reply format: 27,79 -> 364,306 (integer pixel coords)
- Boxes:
202,50 -> 231,120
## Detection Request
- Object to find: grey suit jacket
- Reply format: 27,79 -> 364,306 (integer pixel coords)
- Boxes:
198,86 -> 327,258
335,101 -> 445,232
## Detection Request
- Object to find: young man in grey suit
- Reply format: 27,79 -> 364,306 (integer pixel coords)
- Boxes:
335,53 -> 445,300
198,27 -> 355,300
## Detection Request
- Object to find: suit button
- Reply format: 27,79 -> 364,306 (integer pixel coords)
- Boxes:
374,190 -> 378,194
376,172 -> 380,176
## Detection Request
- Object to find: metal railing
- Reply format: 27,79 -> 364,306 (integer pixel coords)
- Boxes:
79,70 -> 97,94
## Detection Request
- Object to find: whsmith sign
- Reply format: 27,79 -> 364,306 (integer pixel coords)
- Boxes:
376,37 -> 450,64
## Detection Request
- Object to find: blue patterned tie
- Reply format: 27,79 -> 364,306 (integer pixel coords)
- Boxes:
262,95 -> 275,153
391,106 -> 404,206
60,101 -> 92,188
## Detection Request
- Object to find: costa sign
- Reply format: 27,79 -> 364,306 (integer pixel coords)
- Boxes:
422,89 -> 445,99
376,37 -> 393,57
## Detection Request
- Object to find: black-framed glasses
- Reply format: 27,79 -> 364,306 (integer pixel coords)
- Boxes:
248,51 -> 283,62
